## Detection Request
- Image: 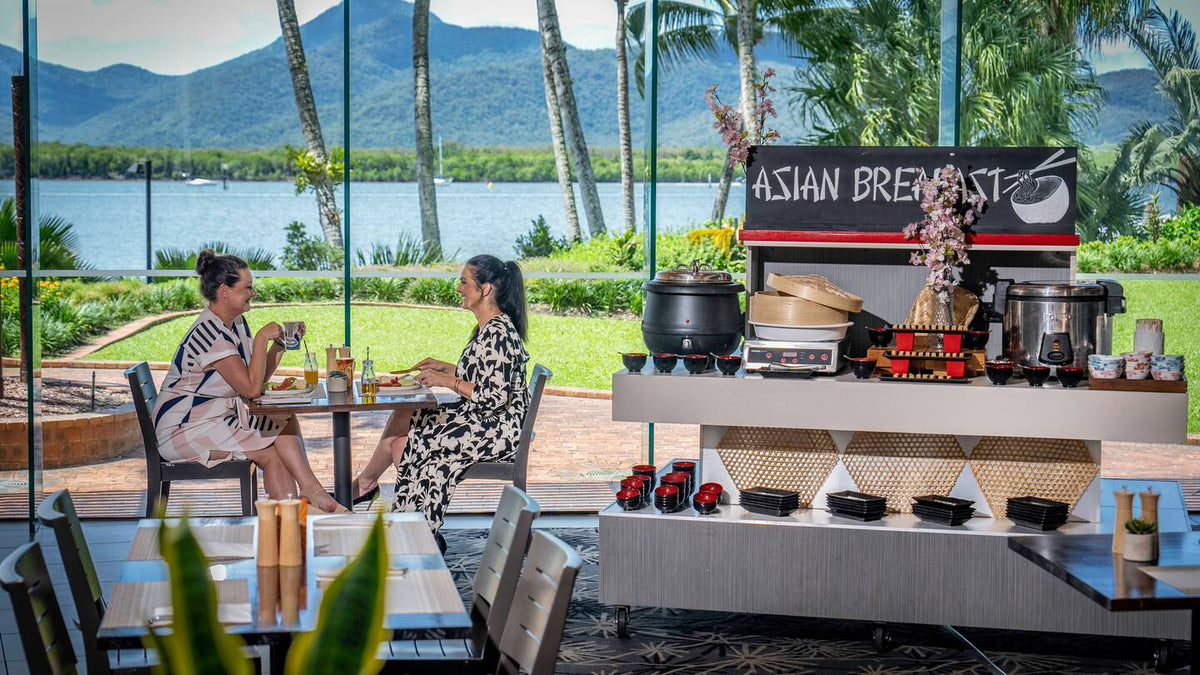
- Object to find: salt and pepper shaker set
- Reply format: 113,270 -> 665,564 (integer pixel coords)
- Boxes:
255,498 -> 308,623
1112,486 -> 1158,554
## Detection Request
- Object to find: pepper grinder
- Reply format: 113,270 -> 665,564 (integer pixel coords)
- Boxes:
1139,487 -> 1159,525
325,345 -> 339,376
255,499 -> 279,566
278,499 -> 302,567
1113,486 -> 1134,553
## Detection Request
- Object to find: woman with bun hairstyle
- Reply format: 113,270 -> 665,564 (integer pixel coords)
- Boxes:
152,249 -> 348,513
351,255 -> 530,545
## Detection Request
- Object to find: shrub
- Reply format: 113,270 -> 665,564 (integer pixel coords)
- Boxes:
282,221 -> 342,270
515,215 -> 569,259
408,278 -> 458,306
1161,205 -> 1200,243
1077,236 -> 1200,273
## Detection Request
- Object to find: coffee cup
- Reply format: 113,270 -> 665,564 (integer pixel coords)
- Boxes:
282,321 -> 304,350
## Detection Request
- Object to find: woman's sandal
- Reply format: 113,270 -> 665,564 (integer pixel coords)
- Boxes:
302,489 -> 351,514
353,478 -> 380,506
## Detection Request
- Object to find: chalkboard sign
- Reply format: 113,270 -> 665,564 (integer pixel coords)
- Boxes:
744,146 -> 1077,235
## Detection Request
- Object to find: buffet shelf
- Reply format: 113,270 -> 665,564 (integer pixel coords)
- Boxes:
612,369 -> 1187,444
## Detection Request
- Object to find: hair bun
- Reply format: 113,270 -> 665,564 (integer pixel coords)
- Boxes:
195,249 -> 217,275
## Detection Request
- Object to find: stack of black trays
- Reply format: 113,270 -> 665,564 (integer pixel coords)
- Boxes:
827,490 -> 887,521
911,495 -> 975,526
1006,496 -> 1070,530
740,487 -> 799,517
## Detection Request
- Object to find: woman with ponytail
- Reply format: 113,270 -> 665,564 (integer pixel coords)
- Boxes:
351,255 -> 530,548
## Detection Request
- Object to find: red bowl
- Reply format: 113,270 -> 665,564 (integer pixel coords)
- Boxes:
693,491 -> 717,505
699,482 -> 723,495
654,485 -> 679,498
616,488 -> 640,501
620,477 -> 645,491
672,461 -> 696,474
632,464 -> 656,475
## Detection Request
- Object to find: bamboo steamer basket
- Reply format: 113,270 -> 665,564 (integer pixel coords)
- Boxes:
766,273 -> 864,313
750,291 -> 849,326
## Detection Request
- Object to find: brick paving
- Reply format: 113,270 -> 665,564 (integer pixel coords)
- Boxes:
0,366 -> 1195,514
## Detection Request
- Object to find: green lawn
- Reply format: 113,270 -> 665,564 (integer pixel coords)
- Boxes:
84,280 -> 1200,432
1112,280 -> 1200,433
84,305 -> 645,391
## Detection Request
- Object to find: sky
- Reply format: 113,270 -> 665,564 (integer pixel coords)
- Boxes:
1,0 -> 1198,76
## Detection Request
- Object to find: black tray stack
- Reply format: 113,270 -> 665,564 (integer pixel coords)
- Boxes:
740,487 -> 799,517
1006,496 -> 1070,530
911,495 -> 975,526
827,490 -> 887,521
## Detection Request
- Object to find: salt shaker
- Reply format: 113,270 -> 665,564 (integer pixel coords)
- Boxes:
1113,486 -> 1134,553
278,499 -> 302,567
1139,487 -> 1159,525
255,499 -> 279,566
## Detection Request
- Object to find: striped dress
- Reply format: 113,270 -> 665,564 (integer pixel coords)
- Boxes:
152,308 -> 282,467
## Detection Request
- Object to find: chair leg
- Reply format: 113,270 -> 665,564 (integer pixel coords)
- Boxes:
242,465 -> 258,517
146,480 -> 161,518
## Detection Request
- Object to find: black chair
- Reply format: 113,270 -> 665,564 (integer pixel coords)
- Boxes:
459,364 -> 552,490
0,541 -> 78,675
125,362 -> 257,517
38,489 -> 154,674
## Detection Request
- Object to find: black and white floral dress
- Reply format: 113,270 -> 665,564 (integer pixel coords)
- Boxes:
391,314 -> 530,530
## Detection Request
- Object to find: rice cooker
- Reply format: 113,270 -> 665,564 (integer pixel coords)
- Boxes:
992,280 -> 1126,370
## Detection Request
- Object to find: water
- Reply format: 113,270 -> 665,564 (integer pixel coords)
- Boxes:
0,180 -> 747,270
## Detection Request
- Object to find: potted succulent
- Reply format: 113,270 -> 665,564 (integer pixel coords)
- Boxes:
1123,518 -> 1159,562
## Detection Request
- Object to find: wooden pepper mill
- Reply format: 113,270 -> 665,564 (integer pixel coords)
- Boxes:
1113,486 -> 1134,554
1139,487 -> 1159,525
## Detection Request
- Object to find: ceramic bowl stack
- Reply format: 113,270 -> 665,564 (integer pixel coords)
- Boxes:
826,490 -> 887,521
740,487 -> 799,517
1151,354 -> 1185,381
1005,496 -> 1070,531
911,495 -> 975,526
1087,354 -> 1123,379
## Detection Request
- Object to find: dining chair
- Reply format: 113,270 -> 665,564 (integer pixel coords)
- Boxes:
460,364 -> 552,491
381,485 -> 541,673
126,361 -> 258,517
0,541 -> 78,675
495,531 -> 582,675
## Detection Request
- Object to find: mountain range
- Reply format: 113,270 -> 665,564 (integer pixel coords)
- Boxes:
0,0 -> 1172,149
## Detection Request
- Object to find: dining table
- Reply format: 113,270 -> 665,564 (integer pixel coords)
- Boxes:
250,383 -> 458,508
97,512 -> 472,674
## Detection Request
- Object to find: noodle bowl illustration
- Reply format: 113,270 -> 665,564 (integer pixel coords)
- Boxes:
1005,152 -> 1074,225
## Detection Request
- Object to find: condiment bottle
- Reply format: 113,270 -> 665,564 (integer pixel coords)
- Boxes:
325,345 -> 339,375
278,499 -> 303,567
1139,487 -> 1159,525
361,349 -> 378,397
255,499 -> 279,566
1113,486 -> 1134,553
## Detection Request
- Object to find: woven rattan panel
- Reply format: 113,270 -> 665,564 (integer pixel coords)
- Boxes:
716,427 -> 839,507
841,432 -> 967,513
969,437 -> 1098,517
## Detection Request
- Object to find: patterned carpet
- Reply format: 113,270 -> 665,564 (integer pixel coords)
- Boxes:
441,528 -> 1189,674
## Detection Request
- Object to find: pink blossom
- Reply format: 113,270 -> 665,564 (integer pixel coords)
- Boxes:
902,165 -> 985,301
706,67 -> 780,168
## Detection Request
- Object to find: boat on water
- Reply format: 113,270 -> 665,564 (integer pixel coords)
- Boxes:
184,176 -> 218,186
434,136 -> 453,185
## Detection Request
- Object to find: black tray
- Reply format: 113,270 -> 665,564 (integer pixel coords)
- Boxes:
827,501 -> 886,514
741,493 -> 800,506
913,503 -> 975,515
827,490 -> 886,504
1008,496 -> 1070,510
829,508 -> 884,522
741,502 -> 797,517
1009,517 -> 1067,531
1005,503 -> 1069,519
913,512 -> 972,526
744,487 -> 802,499
913,507 -> 974,521
913,495 -> 975,508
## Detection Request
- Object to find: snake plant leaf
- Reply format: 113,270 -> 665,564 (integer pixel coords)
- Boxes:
147,519 -> 253,675
285,514 -> 388,675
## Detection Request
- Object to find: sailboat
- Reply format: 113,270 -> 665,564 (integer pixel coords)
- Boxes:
434,136 -> 453,185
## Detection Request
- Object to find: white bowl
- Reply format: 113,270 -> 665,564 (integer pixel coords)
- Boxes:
750,321 -> 854,342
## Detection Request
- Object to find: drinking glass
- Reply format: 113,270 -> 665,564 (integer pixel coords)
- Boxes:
303,352 -> 319,386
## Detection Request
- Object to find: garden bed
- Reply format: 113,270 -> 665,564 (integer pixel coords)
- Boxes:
0,376 -> 141,469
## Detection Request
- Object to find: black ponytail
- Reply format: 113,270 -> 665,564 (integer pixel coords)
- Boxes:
195,249 -> 248,302
467,254 -> 528,340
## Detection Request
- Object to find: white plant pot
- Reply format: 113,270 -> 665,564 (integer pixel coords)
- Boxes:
1123,533 -> 1159,562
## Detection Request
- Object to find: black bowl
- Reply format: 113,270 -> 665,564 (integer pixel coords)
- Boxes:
985,361 -> 1014,385
848,357 -> 876,379
1022,365 -> 1051,387
714,355 -> 742,376
621,352 -> 647,373
967,330 -> 990,350
693,492 -> 718,514
867,327 -> 893,347
682,354 -> 710,374
652,353 -> 678,373
1057,366 -> 1084,388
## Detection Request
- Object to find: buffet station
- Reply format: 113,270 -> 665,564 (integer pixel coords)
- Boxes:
601,146 -> 1190,647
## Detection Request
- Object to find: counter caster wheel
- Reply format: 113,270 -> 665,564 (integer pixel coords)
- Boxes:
872,623 -> 891,654
616,606 -> 630,640
1152,640 -> 1172,672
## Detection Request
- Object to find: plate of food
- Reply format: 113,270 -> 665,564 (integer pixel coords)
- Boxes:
377,373 -> 424,393
266,377 -> 315,394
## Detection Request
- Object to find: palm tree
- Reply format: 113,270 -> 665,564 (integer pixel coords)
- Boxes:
1076,140 -> 1144,241
0,198 -> 89,272
153,242 -> 275,273
1121,7 -> 1200,206
627,1 -> 822,222
789,0 -> 1102,148
541,31 -> 583,243
538,0 -> 607,238
275,0 -> 343,248
615,0 -> 636,233
412,0 -> 443,255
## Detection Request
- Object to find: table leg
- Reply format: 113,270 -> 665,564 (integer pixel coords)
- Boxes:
333,411 -> 352,508
1191,608 -> 1198,674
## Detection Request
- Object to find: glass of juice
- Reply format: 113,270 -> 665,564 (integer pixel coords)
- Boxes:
303,351 -> 319,386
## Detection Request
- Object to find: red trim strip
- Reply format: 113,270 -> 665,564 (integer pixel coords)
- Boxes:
738,230 -> 1080,247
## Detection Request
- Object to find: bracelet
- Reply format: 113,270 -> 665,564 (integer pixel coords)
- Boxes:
453,378 -> 462,395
